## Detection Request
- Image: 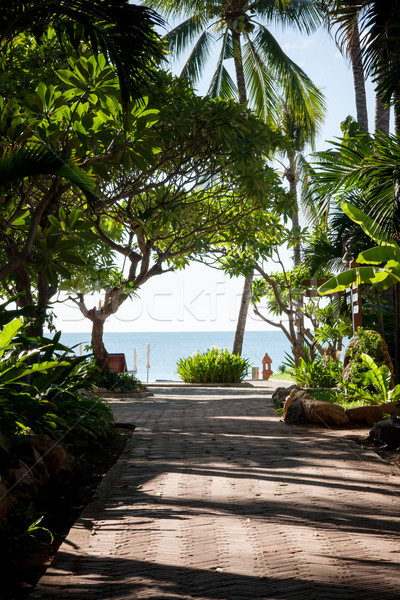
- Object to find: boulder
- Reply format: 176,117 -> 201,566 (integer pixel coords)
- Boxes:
31,434 -> 67,477
0,482 -> 13,519
6,459 -> 36,501
342,331 -> 394,384
272,385 -> 301,409
284,395 -> 306,424
302,396 -> 349,426
346,404 -> 384,426
284,390 -> 348,426
368,415 -> 400,448
283,389 -> 310,418
346,402 -> 400,426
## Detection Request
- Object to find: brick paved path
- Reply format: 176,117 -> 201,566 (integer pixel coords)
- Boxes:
32,386 -> 400,600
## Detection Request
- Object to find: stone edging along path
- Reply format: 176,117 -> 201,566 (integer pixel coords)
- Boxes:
31,384 -> 400,600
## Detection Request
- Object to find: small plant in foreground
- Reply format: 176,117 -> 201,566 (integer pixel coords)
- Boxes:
176,348 -> 250,383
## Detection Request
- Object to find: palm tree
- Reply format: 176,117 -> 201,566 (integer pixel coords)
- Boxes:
0,0 -> 165,105
322,1 -> 400,134
147,0 -> 324,122
321,1 -> 369,132
146,0 -> 325,354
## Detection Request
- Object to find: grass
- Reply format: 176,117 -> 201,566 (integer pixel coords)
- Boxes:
269,373 -> 296,382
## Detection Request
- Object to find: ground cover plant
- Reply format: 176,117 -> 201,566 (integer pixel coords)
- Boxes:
176,348 -> 250,384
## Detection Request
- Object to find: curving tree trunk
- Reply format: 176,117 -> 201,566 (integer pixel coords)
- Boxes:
91,314 -> 109,372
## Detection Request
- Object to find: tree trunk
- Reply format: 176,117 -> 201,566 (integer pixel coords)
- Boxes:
351,20 -> 369,133
232,30 -> 247,105
375,72 -> 390,134
91,314 -> 109,372
285,155 -> 306,352
231,28 -> 251,356
232,273 -> 253,355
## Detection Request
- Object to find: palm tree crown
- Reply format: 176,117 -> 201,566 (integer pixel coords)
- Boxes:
147,0 -> 325,130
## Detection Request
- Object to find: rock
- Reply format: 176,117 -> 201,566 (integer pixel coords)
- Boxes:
6,459 -> 36,501
342,330 -> 394,384
382,402 -> 400,416
31,434 -> 67,477
20,444 -> 50,486
368,415 -> 400,448
272,385 -> 301,408
302,396 -> 349,426
283,390 -> 311,424
284,390 -> 349,426
0,482 -> 13,519
346,402 -> 400,426
346,405 -> 384,426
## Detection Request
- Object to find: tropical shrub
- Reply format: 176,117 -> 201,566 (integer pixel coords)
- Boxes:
291,355 -> 342,388
0,312 -> 115,458
344,328 -> 391,388
94,369 -> 147,393
176,348 -> 250,383
342,354 -> 400,405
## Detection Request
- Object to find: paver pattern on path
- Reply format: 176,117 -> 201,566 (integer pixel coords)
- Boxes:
32,385 -> 400,600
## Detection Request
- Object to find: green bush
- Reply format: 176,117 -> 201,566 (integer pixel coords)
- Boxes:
94,369 -> 146,392
176,348 -> 250,383
345,328 -> 388,387
292,356 -> 342,388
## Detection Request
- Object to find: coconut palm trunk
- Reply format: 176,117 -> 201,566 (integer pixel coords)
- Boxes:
285,152 -> 305,353
231,27 -> 252,356
351,20 -> 369,133
375,73 -> 390,134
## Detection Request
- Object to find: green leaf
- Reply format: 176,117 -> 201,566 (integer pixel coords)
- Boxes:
357,245 -> 400,265
0,318 -> 23,356
341,202 -> 396,246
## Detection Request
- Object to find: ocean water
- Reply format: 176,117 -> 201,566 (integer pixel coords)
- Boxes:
59,330 -> 292,382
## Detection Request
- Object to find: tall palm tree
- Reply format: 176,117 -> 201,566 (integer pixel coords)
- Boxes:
323,1 -> 400,134
0,0 -> 165,105
321,1 -> 369,132
146,0 -> 325,355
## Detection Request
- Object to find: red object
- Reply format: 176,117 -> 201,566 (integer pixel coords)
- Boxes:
108,353 -> 127,373
262,352 -> 273,380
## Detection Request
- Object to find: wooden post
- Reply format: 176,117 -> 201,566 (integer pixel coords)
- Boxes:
349,261 -> 362,335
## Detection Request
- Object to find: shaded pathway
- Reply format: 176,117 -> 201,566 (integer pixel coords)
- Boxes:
31,385 -> 400,599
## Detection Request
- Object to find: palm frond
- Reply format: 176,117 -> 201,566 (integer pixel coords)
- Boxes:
253,24 -> 326,135
181,28 -> 216,84
0,143 -> 97,206
144,0 -> 217,20
208,30 -> 237,98
242,32 -> 277,121
164,13 -> 211,60
256,0 -> 324,33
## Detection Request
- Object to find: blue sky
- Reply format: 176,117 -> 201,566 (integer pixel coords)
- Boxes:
54,21 -> 379,334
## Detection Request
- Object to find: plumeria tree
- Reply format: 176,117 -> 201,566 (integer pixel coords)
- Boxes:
145,0 -> 326,355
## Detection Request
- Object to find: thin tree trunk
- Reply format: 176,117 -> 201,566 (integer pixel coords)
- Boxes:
232,30 -> 247,105
285,154 -> 305,352
375,73 -> 390,134
231,27 -> 251,356
351,20 -> 369,133
232,273 -> 253,355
